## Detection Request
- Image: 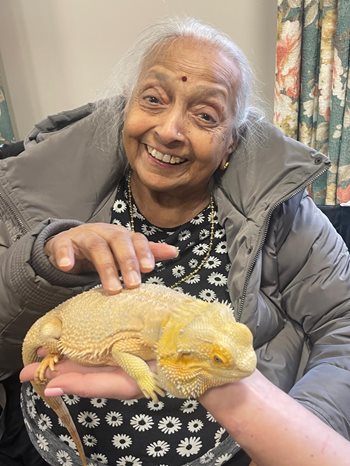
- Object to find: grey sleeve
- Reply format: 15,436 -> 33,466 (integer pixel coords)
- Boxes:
0,219 -> 99,377
279,195 -> 350,439
31,219 -> 99,287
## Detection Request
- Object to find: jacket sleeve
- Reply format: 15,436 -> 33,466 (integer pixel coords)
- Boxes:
277,193 -> 350,438
0,218 -> 99,379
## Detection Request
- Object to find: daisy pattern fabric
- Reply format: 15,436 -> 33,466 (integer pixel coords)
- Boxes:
21,176 -> 239,466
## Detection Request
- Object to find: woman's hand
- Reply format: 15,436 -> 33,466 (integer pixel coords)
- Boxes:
44,223 -> 178,293
20,358 -> 152,400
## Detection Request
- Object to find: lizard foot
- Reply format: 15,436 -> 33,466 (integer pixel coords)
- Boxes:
35,354 -> 60,384
139,375 -> 165,402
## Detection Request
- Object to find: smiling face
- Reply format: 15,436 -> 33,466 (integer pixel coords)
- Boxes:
122,37 -> 239,204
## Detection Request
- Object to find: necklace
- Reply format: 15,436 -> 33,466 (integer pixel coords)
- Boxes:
127,171 -> 216,288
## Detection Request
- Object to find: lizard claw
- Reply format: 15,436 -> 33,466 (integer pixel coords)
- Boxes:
141,387 -> 159,402
154,385 -> 166,399
34,354 -> 60,384
138,374 -> 165,402
153,374 -> 165,398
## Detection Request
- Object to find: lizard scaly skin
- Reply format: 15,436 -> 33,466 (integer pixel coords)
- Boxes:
22,283 -> 256,466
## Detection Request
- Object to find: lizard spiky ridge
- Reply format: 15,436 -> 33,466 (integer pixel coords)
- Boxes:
22,283 -> 256,466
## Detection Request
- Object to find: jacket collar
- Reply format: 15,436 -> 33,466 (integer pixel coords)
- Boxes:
214,118 -> 329,332
218,117 -> 329,221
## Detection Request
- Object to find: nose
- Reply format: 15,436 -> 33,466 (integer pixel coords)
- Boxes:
154,106 -> 186,145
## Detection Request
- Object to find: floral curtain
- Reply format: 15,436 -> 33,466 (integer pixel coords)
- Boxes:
274,0 -> 350,205
0,86 -> 15,145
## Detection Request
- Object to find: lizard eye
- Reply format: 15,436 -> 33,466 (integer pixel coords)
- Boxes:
213,355 -> 224,364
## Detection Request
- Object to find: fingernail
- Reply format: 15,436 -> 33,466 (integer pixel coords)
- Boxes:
57,258 -> 72,267
107,277 -> 123,292
127,271 -> 141,286
140,256 -> 154,270
44,387 -> 65,397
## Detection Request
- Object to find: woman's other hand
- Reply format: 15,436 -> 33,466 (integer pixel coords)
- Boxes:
44,223 -> 178,293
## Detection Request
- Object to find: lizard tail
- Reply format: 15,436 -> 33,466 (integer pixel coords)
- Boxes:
32,382 -> 88,466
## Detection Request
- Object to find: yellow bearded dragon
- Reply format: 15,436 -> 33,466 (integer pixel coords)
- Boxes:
22,283 -> 256,466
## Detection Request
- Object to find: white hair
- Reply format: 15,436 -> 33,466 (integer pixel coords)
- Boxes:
94,17 -> 264,153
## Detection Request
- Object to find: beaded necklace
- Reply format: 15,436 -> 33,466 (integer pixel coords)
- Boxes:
127,171 -> 216,288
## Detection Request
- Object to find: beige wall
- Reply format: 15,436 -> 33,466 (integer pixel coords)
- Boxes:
0,0 -> 277,139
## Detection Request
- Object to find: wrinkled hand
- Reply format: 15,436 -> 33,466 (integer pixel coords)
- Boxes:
44,223 -> 178,293
20,357 -> 156,400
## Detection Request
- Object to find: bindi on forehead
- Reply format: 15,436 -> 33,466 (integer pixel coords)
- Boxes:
181,75 -> 187,82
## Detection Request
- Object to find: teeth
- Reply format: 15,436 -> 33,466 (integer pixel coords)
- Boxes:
147,146 -> 184,165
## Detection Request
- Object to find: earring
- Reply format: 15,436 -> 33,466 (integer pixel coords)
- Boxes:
222,161 -> 230,170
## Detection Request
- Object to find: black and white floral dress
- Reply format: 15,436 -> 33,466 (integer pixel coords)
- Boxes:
21,176 -> 241,466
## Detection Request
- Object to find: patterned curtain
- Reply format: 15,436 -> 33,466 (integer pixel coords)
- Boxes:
0,86 -> 15,145
274,0 -> 350,205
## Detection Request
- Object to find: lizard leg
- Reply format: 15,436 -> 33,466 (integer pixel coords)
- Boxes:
111,344 -> 165,402
35,317 -> 63,384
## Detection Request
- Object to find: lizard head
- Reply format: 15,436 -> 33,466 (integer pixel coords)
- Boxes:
157,300 -> 256,398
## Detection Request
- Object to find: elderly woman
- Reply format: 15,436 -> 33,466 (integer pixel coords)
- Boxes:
1,17 -> 350,466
